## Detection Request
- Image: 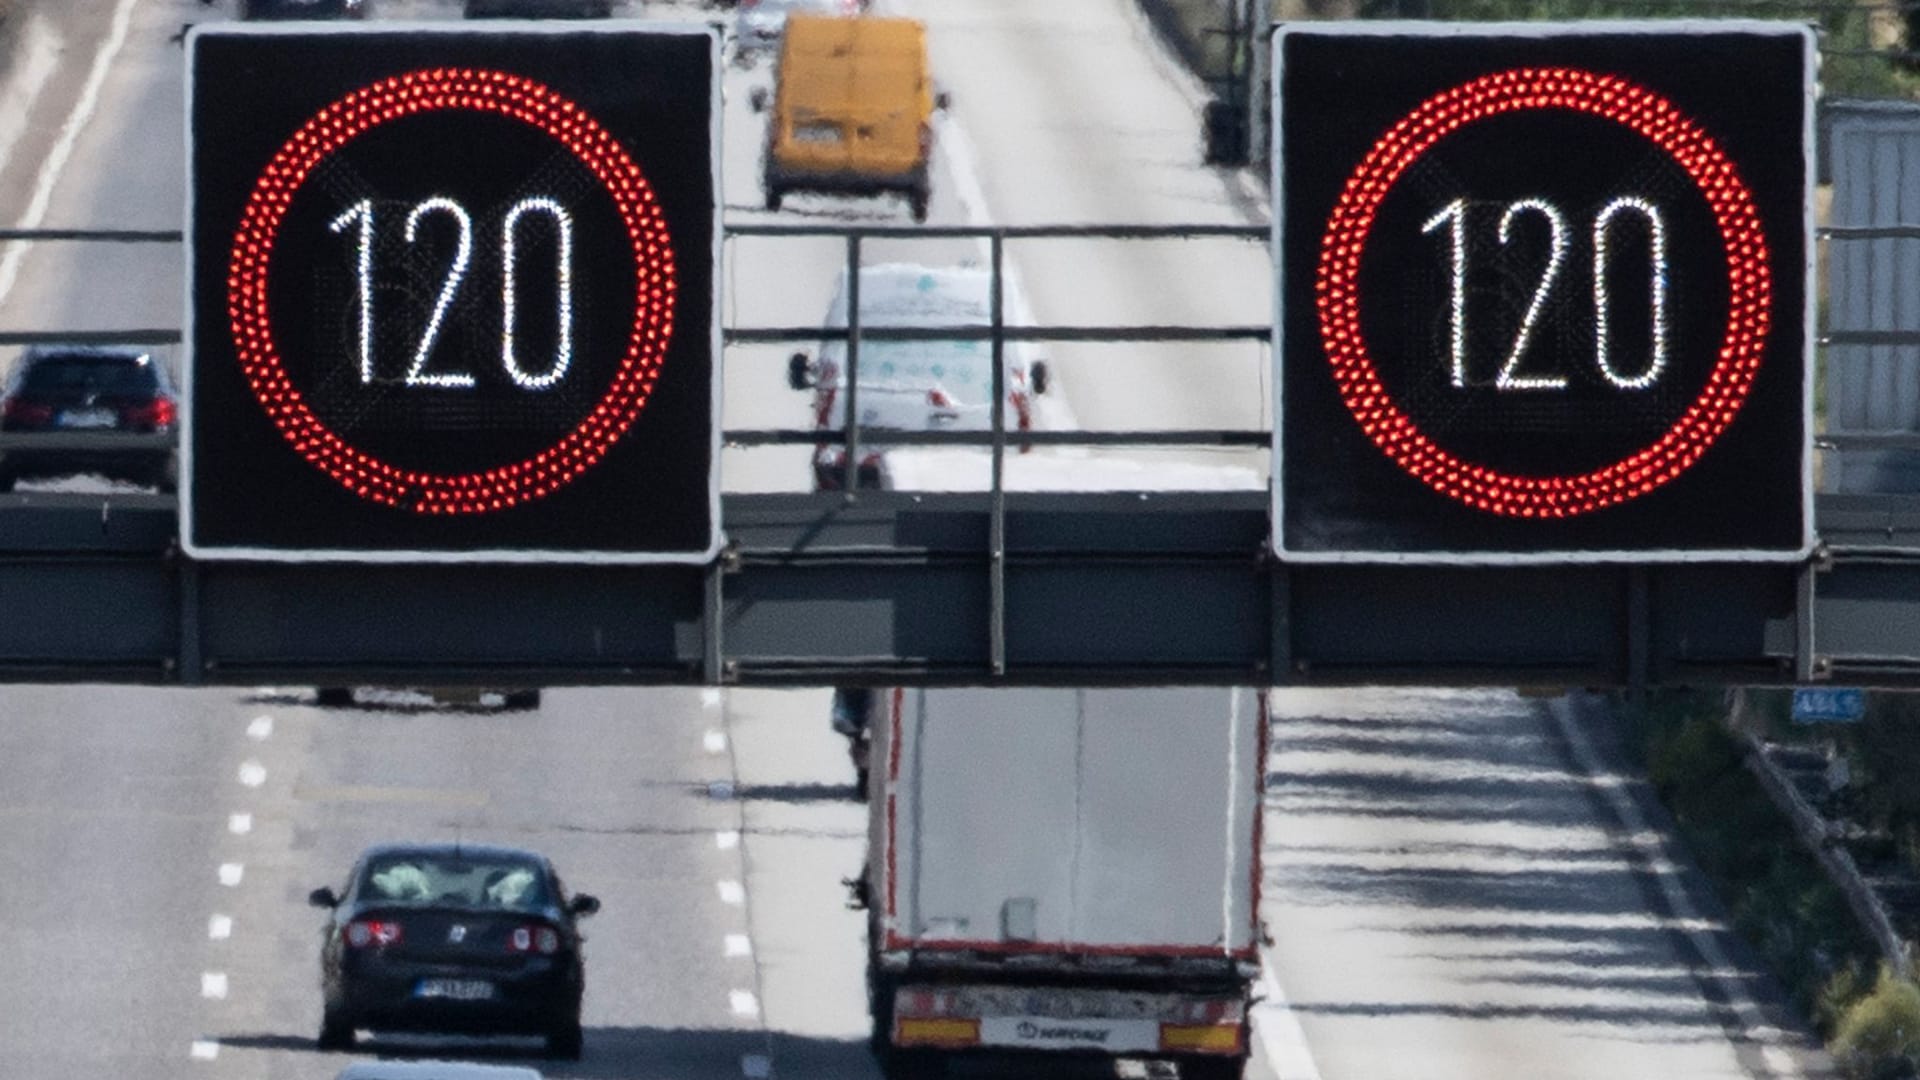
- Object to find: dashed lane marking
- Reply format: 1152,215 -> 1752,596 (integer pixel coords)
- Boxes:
729,989 -> 760,1018
189,1040 -> 219,1061
200,972 -> 228,1000
704,730 -> 728,754
725,933 -> 753,958
208,914 -> 232,941
247,715 -> 273,741
702,688 -> 723,710
717,880 -> 745,905
717,830 -> 740,851
237,761 -> 267,788
228,813 -> 252,835
218,863 -> 244,887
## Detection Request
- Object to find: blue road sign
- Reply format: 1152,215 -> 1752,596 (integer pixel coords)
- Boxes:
1792,688 -> 1866,724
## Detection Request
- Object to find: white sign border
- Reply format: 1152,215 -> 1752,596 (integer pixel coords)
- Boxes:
180,20 -> 726,566
1269,19 -> 1819,565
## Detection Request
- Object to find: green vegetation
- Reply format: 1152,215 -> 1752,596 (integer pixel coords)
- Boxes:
1636,689 -> 1920,1077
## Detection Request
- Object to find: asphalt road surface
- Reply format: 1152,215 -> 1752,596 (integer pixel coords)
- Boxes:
0,1 -> 1837,1077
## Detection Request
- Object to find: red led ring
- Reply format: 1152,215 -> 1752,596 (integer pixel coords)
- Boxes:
1315,67 -> 1773,519
226,68 -> 677,515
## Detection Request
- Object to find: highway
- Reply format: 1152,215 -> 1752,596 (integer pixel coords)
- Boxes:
0,0 -> 1836,1078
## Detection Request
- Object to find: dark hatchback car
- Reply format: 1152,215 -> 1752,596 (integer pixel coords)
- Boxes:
0,346 -> 177,492
237,0 -> 370,18
309,844 -> 600,1059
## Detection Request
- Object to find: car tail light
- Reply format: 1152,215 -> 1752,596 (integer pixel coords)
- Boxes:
926,388 -> 955,408
345,919 -> 403,948
1,399 -> 52,426
122,396 -> 176,430
509,924 -> 562,955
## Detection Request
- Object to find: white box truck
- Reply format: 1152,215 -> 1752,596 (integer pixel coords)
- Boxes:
854,686 -> 1266,1079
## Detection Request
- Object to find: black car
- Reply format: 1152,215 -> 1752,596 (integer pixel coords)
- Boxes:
0,345 -> 177,492
308,843 -> 600,1059
237,0 -> 370,17
463,0 -> 613,16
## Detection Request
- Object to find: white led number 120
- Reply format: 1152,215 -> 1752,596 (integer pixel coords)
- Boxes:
1421,197 -> 1669,391
330,196 -> 575,390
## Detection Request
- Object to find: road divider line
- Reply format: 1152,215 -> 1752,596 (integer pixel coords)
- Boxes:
0,0 -> 143,309
247,715 -> 274,741
188,1040 -> 218,1061
1548,695 -> 1805,1079
730,988 -> 760,1018
0,17 -> 62,186
217,863 -> 243,887
237,761 -> 267,788
208,914 -> 232,940
705,730 -> 728,754
717,879 -> 745,905
725,933 -> 753,958
717,829 -> 740,851
200,972 -> 228,1000
702,688 -> 723,710
228,812 -> 252,835
1252,954 -> 1324,1080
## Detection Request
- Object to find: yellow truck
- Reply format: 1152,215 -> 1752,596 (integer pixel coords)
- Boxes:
753,14 -> 941,221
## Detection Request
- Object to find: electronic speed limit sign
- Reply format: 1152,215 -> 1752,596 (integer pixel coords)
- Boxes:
1272,23 -> 1814,562
185,24 -> 720,563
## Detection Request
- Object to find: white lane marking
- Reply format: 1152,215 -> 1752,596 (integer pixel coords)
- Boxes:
247,715 -> 274,741
704,730 -> 729,754
717,879 -> 745,905
701,688 -> 723,710
228,813 -> 252,835
0,0 -> 143,308
1548,697 -> 1804,1079
200,972 -> 228,1000
0,17 -> 62,181
741,1053 -> 772,1078
189,1040 -> 219,1061
716,829 -> 740,851
208,914 -> 232,941
729,988 -> 760,1018
238,761 -> 267,788
725,933 -> 753,958
1252,956 -> 1324,1080
218,863 -> 244,887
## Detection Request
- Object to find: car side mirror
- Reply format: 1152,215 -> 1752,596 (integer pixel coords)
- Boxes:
788,352 -> 815,391
749,86 -> 769,113
308,887 -> 340,909
1030,360 -> 1051,396
934,90 -> 952,112
569,894 -> 601,917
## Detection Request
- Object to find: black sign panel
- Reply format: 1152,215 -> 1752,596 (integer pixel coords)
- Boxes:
1273,23 -> 1813,562
185,24 -> 720,562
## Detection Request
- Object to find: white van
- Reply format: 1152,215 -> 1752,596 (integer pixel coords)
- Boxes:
786,263 -> 1050,490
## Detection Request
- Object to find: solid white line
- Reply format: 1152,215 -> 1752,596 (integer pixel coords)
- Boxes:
717,880 -> 745,905
1548,697 -> 1804,1079
725,933 -> 753,958
228,813 -> 252,835
0,0 -> 143,308
247,716 -> 274,741
716,829 -> 740,851
729,989 -> 760,1018
1252,956 -> 1325,1080
188,1040 -> 219,1061
704,730 -> 729,754
217,863 -> 244,887
208,914 -> 232,940
741,1053 -> 772,1078
200,972 -> 228,1000
238,761 -> 266,788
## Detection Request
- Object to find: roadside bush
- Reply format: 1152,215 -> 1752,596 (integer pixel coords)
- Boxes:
1833,968 -> 1920,1080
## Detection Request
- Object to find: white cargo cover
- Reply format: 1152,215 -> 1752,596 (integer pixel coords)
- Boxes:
871,687 -> 1263,959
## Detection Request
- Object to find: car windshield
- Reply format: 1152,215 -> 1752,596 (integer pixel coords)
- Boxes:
19,355 -> 157,395
359,853 -> 550,911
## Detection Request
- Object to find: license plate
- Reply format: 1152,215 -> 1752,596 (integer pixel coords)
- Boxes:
57,408 -> 115,429
415,978 -> 495,1001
